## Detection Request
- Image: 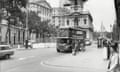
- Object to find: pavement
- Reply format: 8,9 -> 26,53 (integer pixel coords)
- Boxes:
13,43 -> 56,50
42,44 -> 109,72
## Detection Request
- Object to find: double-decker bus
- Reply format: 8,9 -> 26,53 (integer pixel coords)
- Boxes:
56,27 -> 86,52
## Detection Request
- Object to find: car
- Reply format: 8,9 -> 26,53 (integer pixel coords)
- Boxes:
85,39 -> 92,46
0,44 -> 14,59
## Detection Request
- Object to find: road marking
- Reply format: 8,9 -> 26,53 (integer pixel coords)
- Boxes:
18,58 -> 26,60
18,56 -> 35,61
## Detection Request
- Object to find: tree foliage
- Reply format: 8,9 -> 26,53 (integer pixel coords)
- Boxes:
0,0 -> 28,26
28,11 -> 57,37
93,32 -> 100,40
28,11 -> 41,32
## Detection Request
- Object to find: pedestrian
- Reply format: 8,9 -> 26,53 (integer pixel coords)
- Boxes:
25,40 -> 28,49
107,42 -> 120,72
97,37 -> 101,48
103,39 -> 108,60
107,40 -> 111,60
77,40 -> 81,51
28,40 -> 33,49
72,40 -> 78,55
80,39 -> 85,52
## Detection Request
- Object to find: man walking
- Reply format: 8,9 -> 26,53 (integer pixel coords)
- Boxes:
103,39 -> 111,60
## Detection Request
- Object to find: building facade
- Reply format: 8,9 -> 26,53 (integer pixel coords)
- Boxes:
52,0 -> 94,40
52,7 -> 71,26
29,0 -> 52,41
29,0 -> 52,21
0,19 -> 26,44
52,11 -> 93,40
0,0 -> 53,44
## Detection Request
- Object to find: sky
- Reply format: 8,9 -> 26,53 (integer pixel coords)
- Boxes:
46,0 -> 116,32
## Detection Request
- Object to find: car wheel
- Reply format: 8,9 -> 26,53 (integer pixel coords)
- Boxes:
5,54 -> 10,59
57,49 -> 60,52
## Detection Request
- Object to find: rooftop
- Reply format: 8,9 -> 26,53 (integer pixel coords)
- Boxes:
69,0 -> 88,2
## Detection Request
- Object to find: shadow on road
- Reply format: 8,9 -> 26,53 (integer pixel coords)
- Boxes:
0,57 -> 15,61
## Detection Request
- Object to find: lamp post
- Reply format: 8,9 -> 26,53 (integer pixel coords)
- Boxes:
25,1 -> 29,49
13,28 -> 16,44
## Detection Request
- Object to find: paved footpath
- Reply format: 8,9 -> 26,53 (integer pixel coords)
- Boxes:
42,44 -> 109,72
13,43 -> 56,50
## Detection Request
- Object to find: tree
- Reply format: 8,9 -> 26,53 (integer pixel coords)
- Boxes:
28,11 -> 41,35
93,32 -> 100,40
0,0 -> 28,26
47,24 -> 57,37
28,12 -> 57,39
0,0 -> 28,44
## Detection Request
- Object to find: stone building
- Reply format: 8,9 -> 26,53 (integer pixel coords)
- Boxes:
0,19 -> 26,44
29,0 -> 52,21
29,0 -> 52,41
52,7 -> 71,26
52,0 -> 94,40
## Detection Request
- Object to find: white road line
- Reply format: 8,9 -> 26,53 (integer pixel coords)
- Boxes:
18,58 -> 26,60
18,56 -> 35,61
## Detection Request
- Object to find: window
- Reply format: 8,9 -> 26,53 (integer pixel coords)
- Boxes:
0,27 -> 1,33
67,20 -> 69,25
59,18 -> 61,25
53,19 -> 55,22
0,36 -> 1,42
74,17 -> 78,26
61,22 -> 65,26
84,19 -> 87,24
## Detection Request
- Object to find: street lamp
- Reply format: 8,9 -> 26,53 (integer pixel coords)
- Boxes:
25,1 -> 29,49
13,27 -> 16,44
25,5 -> 28,39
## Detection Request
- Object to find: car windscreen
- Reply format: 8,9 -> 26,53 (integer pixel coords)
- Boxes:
57,39 -> 67,43
57,39 -> 72,44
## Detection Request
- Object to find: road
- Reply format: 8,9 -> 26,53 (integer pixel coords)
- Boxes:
0,43 -> 108,72
0,47 -> 70,72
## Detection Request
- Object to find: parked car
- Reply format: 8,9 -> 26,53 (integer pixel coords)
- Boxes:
85,39 -> 92,46
0,44 -> 14,59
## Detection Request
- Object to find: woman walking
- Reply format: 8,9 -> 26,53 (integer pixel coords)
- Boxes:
107,42 -> 119,72
103,39 -> 108,60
